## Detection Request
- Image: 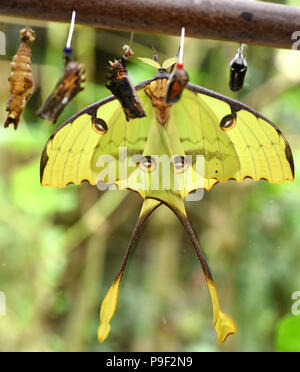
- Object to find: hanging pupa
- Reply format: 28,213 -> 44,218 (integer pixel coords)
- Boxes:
166,27 -> 189,105
36,11 -> 85,124
229,44 -> 248,92
4,28 -> 36,130
105,38 -> 146,121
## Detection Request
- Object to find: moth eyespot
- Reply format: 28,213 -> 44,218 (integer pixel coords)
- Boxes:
139,156 -> 156,172
173,156 -> 188,173
92,117 -> 108,134
220,113 -> 237,131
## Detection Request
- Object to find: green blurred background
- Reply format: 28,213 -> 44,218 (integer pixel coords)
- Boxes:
0,0 -> 300,352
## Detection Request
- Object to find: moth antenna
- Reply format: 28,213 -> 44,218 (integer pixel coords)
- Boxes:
170,43 -> 181,73
170,55 -> 178,73
152,45 -> 159,63
170,64 -> 175,73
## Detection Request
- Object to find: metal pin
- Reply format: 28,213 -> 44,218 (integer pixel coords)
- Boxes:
178,27 -> 185,66
165,26 -> 189,104
65,10 -> 76,52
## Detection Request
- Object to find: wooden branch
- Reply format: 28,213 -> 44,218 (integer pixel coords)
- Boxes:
1,0 -> 300,49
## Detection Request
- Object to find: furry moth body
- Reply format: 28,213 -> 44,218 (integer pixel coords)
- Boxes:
5,28 -> 36,130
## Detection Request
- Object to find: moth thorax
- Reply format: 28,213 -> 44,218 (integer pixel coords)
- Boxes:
144,78 -> 170,126
145,79 -> 168,99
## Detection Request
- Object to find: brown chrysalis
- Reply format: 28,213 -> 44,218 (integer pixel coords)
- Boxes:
37,11 -> 85,123
165,65 -> 189,104
105,46 -> 146,121
165,28 -> 189,105
4,28 -> 36,130
36,55 -> 85,123
229,44 -> 248,92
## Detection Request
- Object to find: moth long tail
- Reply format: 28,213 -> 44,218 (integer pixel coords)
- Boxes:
170,204 -> 237,344
98,198 -> 161,343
